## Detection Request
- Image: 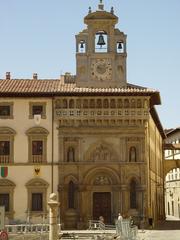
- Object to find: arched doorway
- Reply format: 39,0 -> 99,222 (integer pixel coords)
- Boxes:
83,167 -> 120,224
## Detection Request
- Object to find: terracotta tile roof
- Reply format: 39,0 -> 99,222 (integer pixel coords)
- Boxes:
0,78 -> 161,104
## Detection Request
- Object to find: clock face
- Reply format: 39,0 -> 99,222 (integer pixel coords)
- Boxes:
91,59 -> 112,81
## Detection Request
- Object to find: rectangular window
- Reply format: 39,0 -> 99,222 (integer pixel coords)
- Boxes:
0,141 -> 10,155
32,105 -> 43,116
29,102 -> 46,119
32,193 -> 43,211
0,193 -> 10,212
32,141 -> 43,155
0,106 -> 10,117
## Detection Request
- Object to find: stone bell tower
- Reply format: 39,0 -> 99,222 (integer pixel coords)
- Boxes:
76,0 -> 127,88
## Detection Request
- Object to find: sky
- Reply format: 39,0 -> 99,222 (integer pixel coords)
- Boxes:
0,0 -> 180,129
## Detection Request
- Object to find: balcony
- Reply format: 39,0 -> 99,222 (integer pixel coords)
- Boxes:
55,108 -> 149,120
32,155 -> 43,163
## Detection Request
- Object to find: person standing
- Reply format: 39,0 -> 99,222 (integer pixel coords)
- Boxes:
118,213 -> 122,221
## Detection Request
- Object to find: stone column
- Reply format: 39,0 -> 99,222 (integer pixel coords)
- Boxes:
48,193 -> 60,240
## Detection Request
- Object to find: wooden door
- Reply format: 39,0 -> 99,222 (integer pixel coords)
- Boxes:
93,192 -> 111,223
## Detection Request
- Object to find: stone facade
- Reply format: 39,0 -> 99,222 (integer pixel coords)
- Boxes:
0,2 -> 165,228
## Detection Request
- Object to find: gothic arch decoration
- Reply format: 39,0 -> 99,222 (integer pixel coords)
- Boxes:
127,177 -> 140,210
126,175 -> 140,186
85,141 -> 118,162
83,167 -> 120,185
129,146 -> 137,162
64,175 -> 78,210
64,175 -> 78,185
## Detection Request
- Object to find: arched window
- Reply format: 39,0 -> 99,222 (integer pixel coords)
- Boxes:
97,99 -> 102,108
124,99 -> 129,108
103,99 -> 109,108
76,99 -> 81,108
137,99 -> 142,108
69,99 -> 74,109
110,99 -> 116,108
117,99 -> 123,108
130,180 -> 137,209
131,99 -> 136,108
67,147 -> 75,162
129,147 -> 137,162
68,181 -> 75,209
90,99 -> 95,108
62,99 -> 68,109
83,99 -> 88,108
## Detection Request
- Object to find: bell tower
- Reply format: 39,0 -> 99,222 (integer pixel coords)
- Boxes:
76,0 -> 127,88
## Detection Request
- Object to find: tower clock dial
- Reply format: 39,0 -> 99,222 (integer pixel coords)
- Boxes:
91,59 -> 112,81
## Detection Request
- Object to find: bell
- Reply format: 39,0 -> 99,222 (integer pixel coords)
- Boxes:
97,34 -> 106,47
118,42 -> 123,49
80,41 -> 84,49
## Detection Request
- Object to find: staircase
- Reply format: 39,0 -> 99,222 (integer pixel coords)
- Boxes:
156,220 -> 180,230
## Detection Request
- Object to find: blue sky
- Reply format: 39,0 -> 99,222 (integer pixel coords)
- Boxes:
0,0 -> 180,129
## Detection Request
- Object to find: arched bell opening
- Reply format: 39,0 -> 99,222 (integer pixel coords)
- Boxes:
78,40 -> 86,53
117,41 -> 124,53
95,30 -> 108,53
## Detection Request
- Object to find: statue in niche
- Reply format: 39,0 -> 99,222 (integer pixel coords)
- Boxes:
129,147 -> 137,162
67,147 -> 75,162
94,175 -> 110,185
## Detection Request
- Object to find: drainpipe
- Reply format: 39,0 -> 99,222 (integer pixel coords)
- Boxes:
51,97 -> 54,193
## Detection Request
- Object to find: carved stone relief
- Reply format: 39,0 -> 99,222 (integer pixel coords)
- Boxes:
90,144 -> 112,161
94,175 -> 110,185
